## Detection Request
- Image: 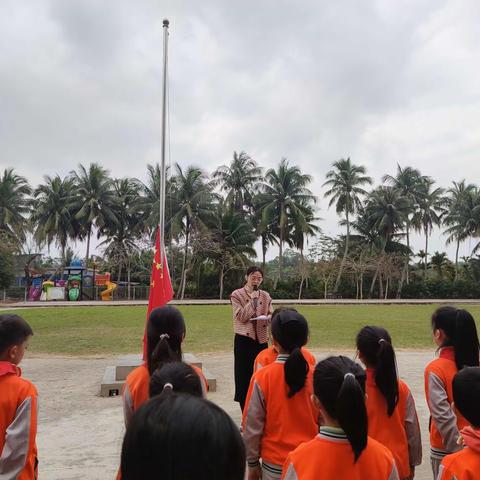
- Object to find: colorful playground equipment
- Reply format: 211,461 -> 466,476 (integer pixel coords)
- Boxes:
96,273 -> 117,301
67,275 -> 81,301
28,278 -> 42,301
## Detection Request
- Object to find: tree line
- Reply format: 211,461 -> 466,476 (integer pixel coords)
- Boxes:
1,154 -> 480,299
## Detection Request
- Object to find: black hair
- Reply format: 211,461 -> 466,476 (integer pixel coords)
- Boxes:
431,306 -> 480,370
0,314 -> 33,354
356,326 -> 399,416
314,356 -> 368,462
149,362 -> 203,398
245,266 -> 263,278
271,309 -> 309,398
452,366 -> 480,428
121,393 -> 245,480
146,306 -> 186,375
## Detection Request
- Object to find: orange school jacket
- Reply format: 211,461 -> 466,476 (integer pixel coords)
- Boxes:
253,346 -> 316,372
243,354 -> 319,477
282,427 -> 399,480
122,362 -> 208,426
0,361 -> 38,480
365,369 -> 422,479
424,347 -> 469,461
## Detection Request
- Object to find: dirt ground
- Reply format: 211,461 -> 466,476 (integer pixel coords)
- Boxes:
22,350 -> 436,480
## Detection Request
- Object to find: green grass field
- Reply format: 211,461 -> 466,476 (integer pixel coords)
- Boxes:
3,304 -> 480,356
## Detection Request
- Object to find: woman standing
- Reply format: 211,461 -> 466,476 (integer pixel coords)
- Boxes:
230,266 -> 272,411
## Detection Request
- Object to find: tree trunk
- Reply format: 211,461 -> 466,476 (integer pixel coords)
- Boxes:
423,226 -> 429,281
117,263 -> 123,285
261,235 -> 267,271
178,223 -> 190,299
360,273 -> 364,300
324,279 -> 328,299
384,276 -> 389,300
219,264 -> 224,300
405,222 -> 410,284
334,211 -> 349,293
84,225 -> 92,269
378,273 -> 384,299
274,236 -> 283,290
396,264 -> 406,299
454,237 -> 460,282
369,237 -> 387,297
127,264 -> 131,300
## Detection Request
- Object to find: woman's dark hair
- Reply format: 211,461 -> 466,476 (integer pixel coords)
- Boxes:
314,356 -> 368,462
149,362 -> 203,398
356,326 -> 399,416
0,314 -> 33,354
452,366 -> 480,428
271,309 -> 309,398
245,266 -> 263,278
146,306 -> 186,375
431,306 -> 480,370
121,393 -> 245,480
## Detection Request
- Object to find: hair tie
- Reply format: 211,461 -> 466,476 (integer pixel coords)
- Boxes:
378,338 -> 386,345
344,372 -> 355,380
163,382 -> 173,391
160,333 -> 170,340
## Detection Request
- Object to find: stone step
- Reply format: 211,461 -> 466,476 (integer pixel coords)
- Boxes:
201,367 -> 216,392
100,366 -> 122,397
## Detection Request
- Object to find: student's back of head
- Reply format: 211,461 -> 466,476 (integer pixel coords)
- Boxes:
0,314 -> 33,364
314,355 -> 368,462
149,362 -> 203,398
431,306 -> 479,370
271,308 -> 309,398
121,393 -> 245,480
146,306 -> 186,375
453,366 -> 480,428
356,326 -> 399,416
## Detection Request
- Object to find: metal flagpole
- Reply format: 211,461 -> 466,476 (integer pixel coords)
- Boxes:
159,19 -> 169,260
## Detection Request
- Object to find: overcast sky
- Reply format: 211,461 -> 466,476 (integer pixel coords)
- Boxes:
1,0 -> 480,261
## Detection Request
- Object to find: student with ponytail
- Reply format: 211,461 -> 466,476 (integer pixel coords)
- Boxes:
356,326 -> 422,480
122,306 -> 207,427
149,362 -> 204,399
282,356 -> 399,480
425,306 -> 480,478
243,309 -> 319,480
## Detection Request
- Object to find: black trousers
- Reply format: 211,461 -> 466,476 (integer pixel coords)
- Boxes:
234,334 -> 268,411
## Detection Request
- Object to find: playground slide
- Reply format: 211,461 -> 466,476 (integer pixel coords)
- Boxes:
28,286 -> 42,301
101,281 -> 117,301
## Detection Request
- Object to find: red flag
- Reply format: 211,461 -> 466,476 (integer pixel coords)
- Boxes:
142,227 -> 174,359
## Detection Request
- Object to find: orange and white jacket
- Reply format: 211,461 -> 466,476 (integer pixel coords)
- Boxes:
0,361 -> 38,480
365,369 -> 422,479
242,354 -> 319,478
437,426 -> 480,480
282,427 -> 399,480
424,347 -> 469,461
254,346 -> 316,372
122,362 -> 208,427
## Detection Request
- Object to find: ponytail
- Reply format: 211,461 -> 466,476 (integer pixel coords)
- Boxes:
285,347 -> 309,398
432,307 -> 480,370
271,309 -> 309,397
149,334 -> 181,375
314,356 -> 368,462
356,326 -> 399,416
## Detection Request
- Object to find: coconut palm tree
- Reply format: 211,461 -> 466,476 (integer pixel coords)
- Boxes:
323,158 -> 372,293
69,163 -> 118,268
31,175 -> 76,262
0,168 -> 31,246
170,164 -> 215,299
430,251 -> 450,279
261,159 -> 316,285
213,151 -> 262,213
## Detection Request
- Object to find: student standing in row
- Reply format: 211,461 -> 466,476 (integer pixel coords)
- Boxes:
424,306 -> 480,478
243,309 -> 319,480
356,326 -> 422,480
0,314 -> 38,480
283,356 -> 399,480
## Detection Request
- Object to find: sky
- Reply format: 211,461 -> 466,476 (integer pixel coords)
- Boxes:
1,0 -> 480,261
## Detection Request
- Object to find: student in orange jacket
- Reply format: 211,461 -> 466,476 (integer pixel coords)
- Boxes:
356,326 -> 422,480
243,309 -> 319,480
149,362 -> 204,398
438,366 -> 480,480
253,309 -> 316,372
424,307 -> 480,478
0,314 -> 38,480
282,356 -> 399,480
122,306 -> 207,427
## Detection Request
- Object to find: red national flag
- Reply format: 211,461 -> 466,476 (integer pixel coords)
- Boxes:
142,227 -> 174,359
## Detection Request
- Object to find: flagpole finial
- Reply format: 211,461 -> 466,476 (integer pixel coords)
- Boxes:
163,19 -> 169,27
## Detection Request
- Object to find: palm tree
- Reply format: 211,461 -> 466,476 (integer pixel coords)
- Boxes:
365,187 -> 409,297
430,251 -> 450,279
170,164 -> 215,299
414,179 -> 446,280
323,158 -> 372,293
0,168 -> 31,246
70,163 -> 118,268
262,159 -> 316,285
31,175 -> 76,262
213,151 -> 262,213
383,165 -> 426,285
